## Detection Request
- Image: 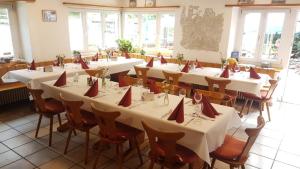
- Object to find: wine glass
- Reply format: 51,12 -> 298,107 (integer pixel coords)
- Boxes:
178,88 -> 186,98
193,93 -> 202,117
194,93 -> 202,104
245,65 -> 250,72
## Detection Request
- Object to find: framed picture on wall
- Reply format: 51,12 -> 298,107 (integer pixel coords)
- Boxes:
42,10 -> 57,22
272,0 -> 286,3
145,0 -> 156,7
238,0 -> 254,4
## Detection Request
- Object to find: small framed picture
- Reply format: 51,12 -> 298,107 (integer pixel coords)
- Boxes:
42,10 -> 57,22
272,0 -> 285,3
238,0 -> 254,4
145,0 -> 156,7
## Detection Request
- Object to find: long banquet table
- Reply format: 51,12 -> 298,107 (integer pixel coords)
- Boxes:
3,57 -> 143,89
41,75 -> 241,164
129,61 -> 270,96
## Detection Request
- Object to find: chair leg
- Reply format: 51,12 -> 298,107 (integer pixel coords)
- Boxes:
49,116 -> 53,146
240,99 -> 248,116
148,160 -> 155,169
93,148 -> 102,169
134,137 -> 143,165
57,114 -> 62,126
266,102 -> 271,121
247,100 -> 253,115
259,102 -> 263,117
35,114 -> 43,138
84,130 -> 90,164
73,129 -> 77,136
210,158 -> 216,169
241,164 -> 246,169
117,144 -> 124,169
229,164 -> 234,169
64,129 -> 72,154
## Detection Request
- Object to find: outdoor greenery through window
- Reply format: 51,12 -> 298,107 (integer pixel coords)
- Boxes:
68,10 -> 120,52
0,7 -> 14,57
123,12 -> 175,55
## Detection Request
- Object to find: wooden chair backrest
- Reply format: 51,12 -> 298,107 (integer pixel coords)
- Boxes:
142,122 -> 185,167
134,66 -> 149,86
205,76 -> 231,93
60,94 -> 84,127
155,82 -> 181,96
238,116 -> 265,161
91,103 -> 122,141
194,89 -> 225,105
265,79 -> 279,100
27,88 -> 47,113
85,69 -> 104,78
162,71 -> 182,86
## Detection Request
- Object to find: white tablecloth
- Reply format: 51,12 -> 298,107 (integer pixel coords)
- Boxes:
129,61 -> 270,96
3,57 -> 143,89
41,75 -> 241,164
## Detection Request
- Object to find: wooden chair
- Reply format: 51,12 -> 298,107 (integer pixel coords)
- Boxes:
60,94 -> 97,164
240,79 -> 278,121
204,76 -> 238,106
85,69 -> 104,78
27,88 -> 65,146
155,81 -> 187,96
162,71 -> 192,97
134,66 -> 150,87
142,122 -> 199,169
91,103 -> 144,169
194,89 -> 227,106
205,116 -> 265,169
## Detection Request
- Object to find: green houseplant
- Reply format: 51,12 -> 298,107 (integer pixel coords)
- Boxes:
116,39 -> 133,55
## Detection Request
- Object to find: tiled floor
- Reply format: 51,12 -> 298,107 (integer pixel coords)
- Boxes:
0,100 -> 300,169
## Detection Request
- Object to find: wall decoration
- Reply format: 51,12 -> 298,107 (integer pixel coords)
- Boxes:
180,6 -> 224,52
129,0 -> 137,7
42,10 -> 57,22
272,0 -> 285,3
238,0 -> 255,4
145,0 -> 156,7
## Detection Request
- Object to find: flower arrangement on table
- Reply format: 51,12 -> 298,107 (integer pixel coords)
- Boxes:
227,58 -> 238,70
55,54 -> 65,67
176,53 -> 184,66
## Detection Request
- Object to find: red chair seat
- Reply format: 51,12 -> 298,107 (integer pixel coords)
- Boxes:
44,98 -> 65,115
80,110 -> 97,126
210,135 -> 246,160
242,90 -> 268,100
115,122 -> 144,139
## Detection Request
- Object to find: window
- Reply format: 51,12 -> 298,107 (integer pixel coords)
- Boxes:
123,12 -> 175,54
0,7 -> 14,57
237,10 -> 288,63
68,9 -> 120,52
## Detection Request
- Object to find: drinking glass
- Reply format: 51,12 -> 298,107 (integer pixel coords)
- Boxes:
245,65 -> 250,72
193,93 -> 202,117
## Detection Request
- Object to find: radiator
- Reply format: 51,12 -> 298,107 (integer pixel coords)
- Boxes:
0,87 -> 29,105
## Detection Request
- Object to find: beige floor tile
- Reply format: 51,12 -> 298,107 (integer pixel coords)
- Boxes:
25,148 -> 59,166
64,146 -> 88,163
0,151 -> 22,167
272,161 -> 299,169
15,122 -> 37,133
13,141 -> 45,157
250,143 -> 277,159
124,155 -> 148,169
36,132 -> 65,146
50,139 -> 80,154
0,123 -> 11,132
246,153 -> 273,169
6,118 -> 32,128
1,159 -> 35,169
3,135 -> 33,149
275,150 -> 300,168
25,127 -> 49,139
39,156 -> 74,169
0,143 -> 10,154
255,135 -> 281,149
0,129 -> 21,142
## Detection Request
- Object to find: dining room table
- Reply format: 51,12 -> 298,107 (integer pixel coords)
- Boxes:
129,60 -> 271,96
2,57 -> 144,89
40,74 -> 241,165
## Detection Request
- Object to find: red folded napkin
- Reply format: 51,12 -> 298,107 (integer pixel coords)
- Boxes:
181,61 -> 190,73
118,86 -> 132,107
161,56 -> 167,64
220,66 -> 229,78
92,53 -> 98,61
146,58 -> 154,67
168,98 -> 184,123
125,52 -> 130,59
149,80 -> 160,94
201,96 -> 220,118
84,79 -> 98,97
118,75 -> 129,87
29,60 -> 36,70
250,67 -> 261,79
79,58 -> 89,69
54,71 -> 66,87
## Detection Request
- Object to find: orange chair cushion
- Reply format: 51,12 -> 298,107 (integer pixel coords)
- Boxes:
115,122 -> 144,139
211,135 -> 246,160
44,98 -> 65,114
80,110 -> 97,126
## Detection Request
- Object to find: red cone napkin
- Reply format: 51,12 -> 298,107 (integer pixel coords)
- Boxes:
92,53 -> 98,61
149,80 -> 160,94
161,56 -> 167,64
220,66 -> 229,78
181,61 -> 190,73
125,52 -> 130,59
201,96 -> 220,118
146,58 -> 154,67
168,98 -> 185,123
84,79 -> 98,97
118,87 -> 132,107
29,60 -> 36,70
250,67 -> 261,79
54,71 -> 66,87
79,58 -> 89,69
118,75 -> 129,87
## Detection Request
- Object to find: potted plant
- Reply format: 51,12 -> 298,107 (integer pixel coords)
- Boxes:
116,39 -> 133,56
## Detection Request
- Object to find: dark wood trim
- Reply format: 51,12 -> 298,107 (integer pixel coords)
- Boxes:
225,3 -> 300,7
